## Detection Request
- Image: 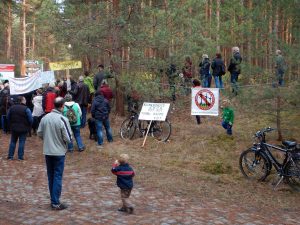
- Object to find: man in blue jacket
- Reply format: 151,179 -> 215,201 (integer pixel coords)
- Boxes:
7,96 -> 33,160
91,91 -> 113,148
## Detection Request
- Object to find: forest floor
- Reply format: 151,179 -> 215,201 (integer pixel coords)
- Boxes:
0,101 -> 300,224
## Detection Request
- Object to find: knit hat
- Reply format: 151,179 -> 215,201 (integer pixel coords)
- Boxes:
202,54 -> 209,59
232,46 -> 240,53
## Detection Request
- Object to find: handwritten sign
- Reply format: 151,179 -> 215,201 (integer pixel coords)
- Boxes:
49,60 -> 82,71
139,102 -> 170,121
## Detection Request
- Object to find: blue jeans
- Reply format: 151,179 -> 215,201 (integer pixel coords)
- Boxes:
68,125 -> 84,150
8,131 -> 27,159
45,155 -> 65,205
276,69 -> 284,86
222,121 -> 232,135
80,105 -> 87,128
230,72 -> 239,94
96,118 -> 113,145
214,76 -> 223,88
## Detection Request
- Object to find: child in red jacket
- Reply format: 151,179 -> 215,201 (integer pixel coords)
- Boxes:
111,154 -> 135,214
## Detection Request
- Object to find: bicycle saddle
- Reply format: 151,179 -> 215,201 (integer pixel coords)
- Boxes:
282,140 -> 297,148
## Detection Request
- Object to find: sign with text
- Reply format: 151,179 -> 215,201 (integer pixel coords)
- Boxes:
25,60 -> 43,75
0,64 -> 15,80
49,60 -> 82,71
139,102 -> 170,121
191,88 -> 219,116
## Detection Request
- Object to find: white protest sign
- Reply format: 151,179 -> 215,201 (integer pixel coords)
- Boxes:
0,64 -> 15,80
139,102 -> 170,121
9,71 -> 56,95
191,88 -> 219,116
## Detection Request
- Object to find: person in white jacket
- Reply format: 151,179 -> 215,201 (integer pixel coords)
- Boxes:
37,97 -> 72,210
32,88 -> 44,134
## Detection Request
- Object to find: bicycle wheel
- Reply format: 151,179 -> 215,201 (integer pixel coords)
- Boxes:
151,120 -> 171,142
285,159 -> 300,192
120,118 -> 136,140
239,149 -> 270,181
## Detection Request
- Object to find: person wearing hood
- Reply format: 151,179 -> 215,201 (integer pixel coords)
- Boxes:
42,82 -> 58,114
63,94 -> 85,152
228,47 -> 242,95
7,96 -> 33,160
199,54 -> 211,88
91,91 -> 113,148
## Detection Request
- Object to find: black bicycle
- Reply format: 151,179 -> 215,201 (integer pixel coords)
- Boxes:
120,109 -> 171,142
239,127 -> 300,191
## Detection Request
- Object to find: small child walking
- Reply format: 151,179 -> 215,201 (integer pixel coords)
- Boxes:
111,154 -> 135,214
221,100 -> 234,135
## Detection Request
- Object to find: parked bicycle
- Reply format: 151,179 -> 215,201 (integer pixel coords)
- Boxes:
239,127 -> 300,191
120,109 -> 171,142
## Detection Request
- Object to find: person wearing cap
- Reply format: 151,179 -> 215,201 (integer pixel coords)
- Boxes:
93,64 -> 105,91
73,76 -> 90,128
275,50 -> 286,86
228,47 -> 242,95
42,82 -> 58,114
63,94 -> 85,152
37,97 -> 72,210
91,90 -> 113,148
199,54 -> 211,88
221,100 -> 234,135
7,96 -> 33,160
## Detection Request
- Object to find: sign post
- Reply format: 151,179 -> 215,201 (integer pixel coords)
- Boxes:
138,102 -> 170,147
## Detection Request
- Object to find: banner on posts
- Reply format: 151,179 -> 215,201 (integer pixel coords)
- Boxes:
49,60 -> 82,71
0,64 -> 15,80
191,88 -> 219,116
138,102 -> 170,121
9,71 -> 55,95
25,60 -> 43,76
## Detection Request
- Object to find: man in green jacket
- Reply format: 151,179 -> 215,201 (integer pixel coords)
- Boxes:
83,71 -> 95,96
221,100 -> 234,135
275,50 -> 286,86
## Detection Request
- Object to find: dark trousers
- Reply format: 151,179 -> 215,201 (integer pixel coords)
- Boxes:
222,121 -> 232,135
195,115 -> 201,124
8,131 -> 27,159
45,155 -> 65,205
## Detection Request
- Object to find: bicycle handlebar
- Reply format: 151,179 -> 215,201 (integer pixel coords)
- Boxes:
255,127 -> 276,137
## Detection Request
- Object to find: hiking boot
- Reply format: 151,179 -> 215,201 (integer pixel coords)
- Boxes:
7,157 -> 13,160
97,145 -> 103,149
127,207 -> 134,214
117,207 -> 127,212
51,203 -> 68,210
78,147 -> 85,152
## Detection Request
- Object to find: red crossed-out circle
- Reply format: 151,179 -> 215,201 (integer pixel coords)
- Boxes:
195,89 -> 215,110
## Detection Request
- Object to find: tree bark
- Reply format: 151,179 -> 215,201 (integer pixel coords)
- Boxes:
5,0 -> 12,60
276,88 -> 283,141
20,0 -> 26,76
216,0 -> 220,53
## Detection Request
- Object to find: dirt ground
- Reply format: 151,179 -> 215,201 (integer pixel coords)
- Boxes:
0,104 -> 299,224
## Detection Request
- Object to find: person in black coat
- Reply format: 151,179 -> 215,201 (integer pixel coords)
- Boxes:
211,53 -> 226,88
91,91 -> 113,148
93,64 -> 105,91
7,96 -> 33,160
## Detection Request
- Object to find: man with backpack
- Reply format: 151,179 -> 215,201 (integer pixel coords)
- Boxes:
228,46 -> 242,95
211,53 -> 226,88
63,94 -> 85,152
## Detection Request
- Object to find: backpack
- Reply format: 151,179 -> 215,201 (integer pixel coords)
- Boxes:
65,105 -> 77,125
220,63 -> 226,75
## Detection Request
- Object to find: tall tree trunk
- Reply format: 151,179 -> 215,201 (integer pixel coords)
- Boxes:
112,0 -> 125,116
20,0 -> 26,76
216,0 -> 220,53
5,0 -> 12,60
276,88 -> 283,141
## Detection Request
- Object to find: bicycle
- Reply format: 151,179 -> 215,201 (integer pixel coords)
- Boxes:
239,127 -> 300,191
119,109 -> 171,142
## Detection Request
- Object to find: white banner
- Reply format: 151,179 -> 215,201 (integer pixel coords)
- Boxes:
0,64 -> 15,80
191,88 -> 219,116
9,71 -> 56,95
139,102 -> 170,121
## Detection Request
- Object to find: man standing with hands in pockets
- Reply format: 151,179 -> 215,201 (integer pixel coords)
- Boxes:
38,97 -> 73,210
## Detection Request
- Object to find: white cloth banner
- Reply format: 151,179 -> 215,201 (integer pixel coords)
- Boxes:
191,88 -> 219,116
9,71 -> 55,95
